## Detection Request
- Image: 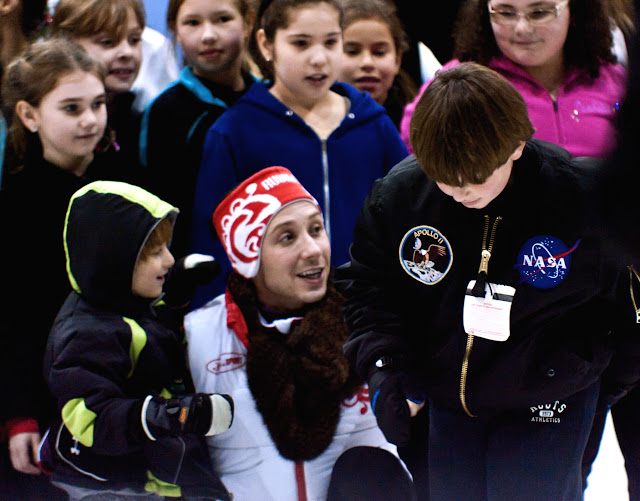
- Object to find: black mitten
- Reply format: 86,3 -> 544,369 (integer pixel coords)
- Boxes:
368,369 -> 424,447
142,393 -> 234,440
163,254 -> 221,306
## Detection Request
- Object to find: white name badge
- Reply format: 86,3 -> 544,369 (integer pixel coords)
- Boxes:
463,280 -> 515,342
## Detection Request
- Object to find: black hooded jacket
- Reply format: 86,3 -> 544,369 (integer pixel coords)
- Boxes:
43,181 -> 228,498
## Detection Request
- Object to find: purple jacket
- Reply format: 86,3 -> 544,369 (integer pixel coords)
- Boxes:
401,56 -> 627,158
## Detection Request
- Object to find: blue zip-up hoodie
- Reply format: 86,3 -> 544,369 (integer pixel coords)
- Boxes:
191,81 -> 408,308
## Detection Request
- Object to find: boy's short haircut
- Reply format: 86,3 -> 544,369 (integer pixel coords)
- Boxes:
410,62 -> 535,187
51,0 -> 145,42
139,217 -> 173,261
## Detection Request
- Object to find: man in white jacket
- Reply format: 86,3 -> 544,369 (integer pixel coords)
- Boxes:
185,166 -> 414,501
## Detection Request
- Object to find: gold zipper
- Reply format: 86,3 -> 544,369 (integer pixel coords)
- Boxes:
460,333 -> 476,417
629,265 -> 640,324
460,215 -> 502,417
478,215 -> 501,275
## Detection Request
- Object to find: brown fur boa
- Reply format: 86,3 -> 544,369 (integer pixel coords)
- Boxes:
227,272 -> 362,461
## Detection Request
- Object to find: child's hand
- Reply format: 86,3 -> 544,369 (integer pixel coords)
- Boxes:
141,393 -> 234,440
9,432 -> 41,475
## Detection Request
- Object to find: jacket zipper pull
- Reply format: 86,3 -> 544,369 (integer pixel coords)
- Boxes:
471,215 -> 502,297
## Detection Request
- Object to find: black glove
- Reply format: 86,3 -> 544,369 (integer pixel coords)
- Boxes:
163,254 -> 221,306
368,369 -> 425,447
142,393 -> 234,440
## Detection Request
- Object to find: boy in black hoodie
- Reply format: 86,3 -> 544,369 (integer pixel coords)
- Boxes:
43,181 -> 233,499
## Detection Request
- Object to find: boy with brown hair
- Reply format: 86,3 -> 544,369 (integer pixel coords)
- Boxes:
43,181 -> 233,500
338,62 -> 640,501
409,62 -> 534,188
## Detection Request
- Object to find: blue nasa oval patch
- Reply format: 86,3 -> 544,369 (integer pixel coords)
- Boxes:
398,226 -> 453,285
515,236 -> 580,289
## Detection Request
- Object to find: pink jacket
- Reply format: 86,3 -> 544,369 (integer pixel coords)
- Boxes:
401,56 -> 627,158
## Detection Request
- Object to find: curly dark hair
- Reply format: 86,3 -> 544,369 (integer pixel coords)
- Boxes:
452,0 -> 616,78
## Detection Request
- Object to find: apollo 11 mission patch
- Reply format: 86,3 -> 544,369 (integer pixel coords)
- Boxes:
399,226 -> 453,285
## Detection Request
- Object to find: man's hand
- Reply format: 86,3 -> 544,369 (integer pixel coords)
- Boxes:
9,432 -> 41,475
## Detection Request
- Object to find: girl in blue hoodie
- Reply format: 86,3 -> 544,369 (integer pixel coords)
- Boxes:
190,0 -> 408,307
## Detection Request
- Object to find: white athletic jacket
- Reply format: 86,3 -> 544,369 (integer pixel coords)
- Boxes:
185,292 -> 399,501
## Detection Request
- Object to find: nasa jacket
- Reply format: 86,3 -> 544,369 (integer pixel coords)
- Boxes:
338,140 -> 640,416
43,182 -> 228,498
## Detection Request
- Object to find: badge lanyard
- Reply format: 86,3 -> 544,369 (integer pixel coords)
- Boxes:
464,214 -> 514,342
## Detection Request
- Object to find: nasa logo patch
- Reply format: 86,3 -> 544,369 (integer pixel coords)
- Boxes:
399,226 -> 453,285
515,236 -> 580,289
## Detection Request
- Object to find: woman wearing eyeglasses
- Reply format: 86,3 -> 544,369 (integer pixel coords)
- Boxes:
399,0 -> 627,160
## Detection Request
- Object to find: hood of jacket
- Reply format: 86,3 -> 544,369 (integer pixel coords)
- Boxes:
239,81 -> 388,134
64,181 -> 178,314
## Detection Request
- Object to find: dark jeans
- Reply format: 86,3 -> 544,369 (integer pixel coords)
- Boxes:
428,382 -> 600,501
583,384 -> 640,500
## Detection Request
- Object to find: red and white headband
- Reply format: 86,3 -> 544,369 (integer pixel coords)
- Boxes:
212,166 -> 319,279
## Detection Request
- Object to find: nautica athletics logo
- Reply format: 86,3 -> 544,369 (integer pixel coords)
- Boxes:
530,400 -> 567,423
399,226 -> 453,285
